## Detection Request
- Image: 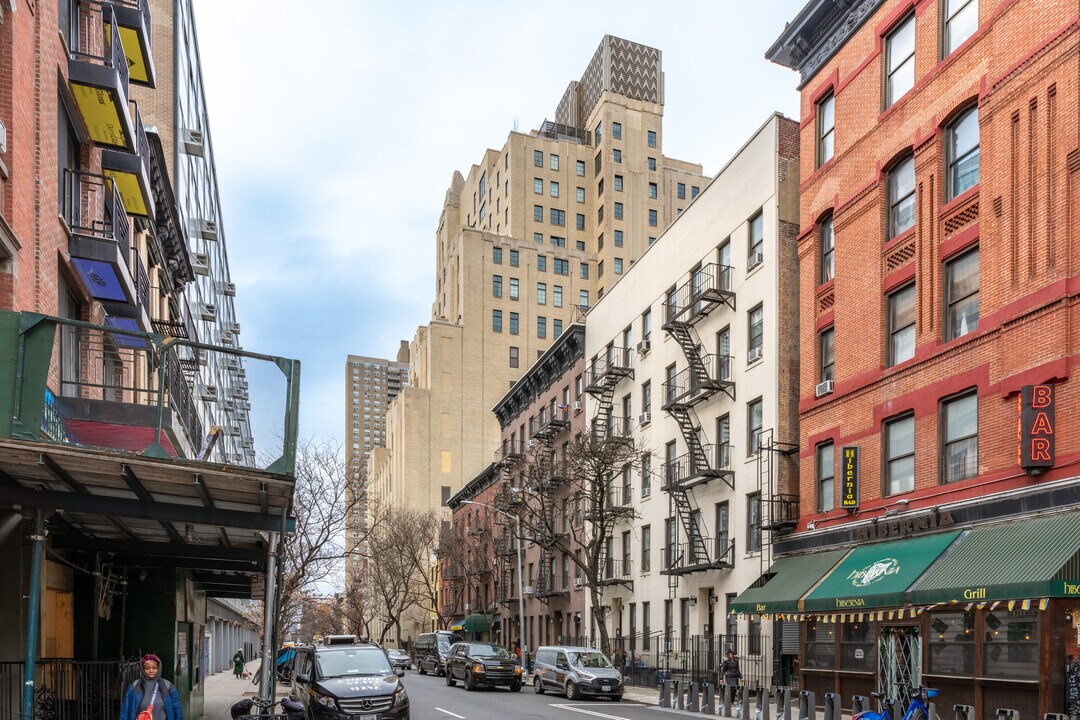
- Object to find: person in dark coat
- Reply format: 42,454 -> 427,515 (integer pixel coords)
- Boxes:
119,654 -> 183,720
232,650 -> 245,679
721,650 -> 742,688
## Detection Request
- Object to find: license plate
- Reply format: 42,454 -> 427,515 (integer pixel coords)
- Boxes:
497,666 -> 504,670
602,685 -> 611,692
355,715 -> 376,720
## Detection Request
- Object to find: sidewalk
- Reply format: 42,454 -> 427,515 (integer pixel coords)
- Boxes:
200,660 -> 289,720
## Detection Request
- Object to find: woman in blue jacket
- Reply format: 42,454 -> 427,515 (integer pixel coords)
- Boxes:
120,654 -> 183,720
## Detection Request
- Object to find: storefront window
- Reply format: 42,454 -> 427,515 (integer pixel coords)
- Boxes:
804,619 -> 836,669
984,610 -> 1038,679
928,611 -> 975,675
840,621 -> 875,671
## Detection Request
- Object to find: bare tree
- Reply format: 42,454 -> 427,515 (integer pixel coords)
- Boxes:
437,514 -> 501,627
512,431 -> 643,655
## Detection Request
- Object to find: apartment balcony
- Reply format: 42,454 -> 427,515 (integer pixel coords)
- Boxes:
598,558 -> 633,588
101,102 -> 154,218
660,537 -> 735,576
62,170 -> 139,312
106,0 -> 156,87
529,412 -> 570,440
661,263 -> 736,329
661,444 -> 734,491
67,1 -> 137,152
583,347 -> 633,395
660,355 -> 735,410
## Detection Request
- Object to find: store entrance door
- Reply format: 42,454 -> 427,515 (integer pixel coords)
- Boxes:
878,626 -> 921,710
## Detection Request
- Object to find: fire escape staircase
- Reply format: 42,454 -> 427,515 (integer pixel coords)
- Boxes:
584,346 -> 633,441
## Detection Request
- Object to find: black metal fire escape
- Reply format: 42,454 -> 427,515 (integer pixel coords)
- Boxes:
531,412 -> 570,602
660,263 -> 737,578
583,345 -> 634,440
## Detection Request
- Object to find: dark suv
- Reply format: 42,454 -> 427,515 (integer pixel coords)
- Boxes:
290,635 -> 409,720
444,642 -> 523,691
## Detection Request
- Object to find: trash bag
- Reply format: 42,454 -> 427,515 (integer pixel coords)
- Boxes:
229,698 -> 253,719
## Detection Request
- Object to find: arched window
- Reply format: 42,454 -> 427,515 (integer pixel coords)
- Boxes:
947,107 -> 980,200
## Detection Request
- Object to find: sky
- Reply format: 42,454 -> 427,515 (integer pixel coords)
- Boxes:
192,0 -> 808,444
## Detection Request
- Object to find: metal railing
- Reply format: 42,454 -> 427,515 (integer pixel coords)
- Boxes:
132,248 -> 150,316
529,413 -> 570,438
661,355 -> 733,407
600,557 -> 632,582
70,1 -> 130,91
585,347 -> 633,389
662,444 -> 733,488
0,659 -> 139,720
662,263 -> 734,326
590,414 -> 633,440
62,170 -> 131,267
605,632 -> 775,690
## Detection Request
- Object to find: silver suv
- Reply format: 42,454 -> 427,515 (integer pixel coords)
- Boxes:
531,646 -> 623,701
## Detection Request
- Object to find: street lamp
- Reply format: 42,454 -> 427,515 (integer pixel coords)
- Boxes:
459,499 -> 527,669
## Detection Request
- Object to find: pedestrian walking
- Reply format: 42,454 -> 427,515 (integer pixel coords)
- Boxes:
119,654 -> 183,720
721,650 -> 742,688
232,649 -> 245,679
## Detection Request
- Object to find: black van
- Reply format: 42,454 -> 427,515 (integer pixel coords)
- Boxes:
413,630 -> 462,676
290,635 -> 409,719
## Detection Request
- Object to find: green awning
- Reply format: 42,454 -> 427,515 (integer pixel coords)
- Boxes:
910,512 -> 1080,605
804,530 -> 961,612
730,549 -> 850,614
459,613 -> 490,633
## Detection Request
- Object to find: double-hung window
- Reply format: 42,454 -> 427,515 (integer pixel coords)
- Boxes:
748,304 -> 764,362
885,14 -> 916,107
747,398 -> 763,455
550,154 -> 559,171
820,215 -> 835,282
533,178 -> 543,194
817,92 -> 835,167
944,0 -> 978,56
947,108 -> 980,199
749,210 -> 764,262
509,278 -> 519,300
817,442 -> 835,512
550,181 -> 559,198
820,326 -> 835,384
888,283 -> 916,365
884,414 -> 915,495
647,130 -> 657,148
941,391 -> 978,483
534,150 -> 543,167
537,283 -> 547,305
492,275 -> 503,298
888,156 -> 916,238
945,248 -> 979,340
509,312 -> 519,335
612,121 -> 622,140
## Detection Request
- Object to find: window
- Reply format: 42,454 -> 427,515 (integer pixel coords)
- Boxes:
576,213 -> 585,230
492,247 -> 503,264
509,250 -> 519,267
884,413 -> 915,495
817,442 -> 835,512
534,232 -> 543,243
691,186 -> 699,199
597,206 -> 604,223
944,0 -> 978,55
747,492 -> 762,552
534,150 -> 543,167
927,611 -> 975,675
492,275 -> 503,298
553,318 -> 563,338
748,398 -> 763,455
550,154 -> 559,171
840,621 -> 875,671
642,308 -> 652,341
648,157 -> 656,171
614,258 -> 623,274
594,152 -> 602,176
748,304 -> 763,361
614,175 -> 623,192
553,285 -> 563,306
576,160 -> 585,177
647,130 -> 657,147
492,310 -> 502,333
817,92 -> 835,166
537,283 -> 547,305
579,290 -> 589,310
677,183 -> 686,199
648,209 -> 658,227
648,182 -> 657,199
642,381 -> 652,415
550,181 -> 559,198
534,178 -> 543,194
534,205 -> 544,222
580,262 -> 589,279
614,202 -> 623,220
641,525 -> 651,572
510,347 -> 519,368
576,187 -> 585,203
888,283 -> 916,365
598,260 -> 604,278
985,611 -> 1039,679
945,248 -> 979,340
805,619 -> 836,669
820,215 -> 835,283
888,155 -> 917,238
885,14 -> 916,107
594,122 -> 602,145
509,312 -> 519,335
749,210 -> 764,260
550,236 -> 566,248
537,255 -> 547,272
612,148 -> 622,164
550,209 -> 565,226
820,326 -> 835,383
942,391 -> 977,483
509,278 -> 519,300
612,121 -> 622,139
947,107 -> 980,199
537,316 -> 547,339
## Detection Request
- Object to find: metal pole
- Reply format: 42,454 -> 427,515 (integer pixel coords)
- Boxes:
22,510 -> 45,720
91,552 -> 101,659
258,532 -> 279,700
514,513 -> 527,672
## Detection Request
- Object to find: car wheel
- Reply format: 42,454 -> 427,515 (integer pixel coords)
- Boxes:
511,682 -> 522,692
611,695 -> 623,702
418,662 -> 426,676
533,676 -> 545,694
464,672 -> 475,691
445,668 -> 455,687
566,680 -> 579,701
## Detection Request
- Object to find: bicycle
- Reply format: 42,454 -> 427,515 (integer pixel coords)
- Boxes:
852,683 -> 939,720
231,696 -> 303,720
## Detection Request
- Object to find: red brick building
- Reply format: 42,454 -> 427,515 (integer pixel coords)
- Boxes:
748,0 -> 1079,715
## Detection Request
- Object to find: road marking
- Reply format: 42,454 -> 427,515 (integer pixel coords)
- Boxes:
548,703 -> 634,720
435,708 -> 466,719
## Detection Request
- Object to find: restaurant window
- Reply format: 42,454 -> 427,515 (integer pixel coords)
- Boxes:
803,618 -> 836,670
928,611 -> 975,675
984,610 -> 1038,679
840,620 -> 875,671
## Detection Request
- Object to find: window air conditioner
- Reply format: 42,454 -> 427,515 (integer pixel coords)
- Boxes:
526,439 -> 536,449
747,346 -> 763,363
228,322 -> 241,334
747,251 -> 764,271
523,586 -> 535,596
199,385 -> 218,401
198,219 -> 219,241
222,282 -> 236,297
572,400 -> 582,413
636,339 -> 651,354
815,380 -> 834,398
192,253 -> 209,276
199,303 -> 216,321
639,411 -> 651,425
222,356 -> 240,370
574,577 -> 583,588
180,128 -> 205,157
642,487 -> 652,498
222,399 -> 236,411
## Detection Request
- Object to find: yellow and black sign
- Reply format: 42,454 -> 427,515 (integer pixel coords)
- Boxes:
841,446 -> 859,510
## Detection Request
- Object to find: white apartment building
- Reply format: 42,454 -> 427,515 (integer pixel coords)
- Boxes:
582,114 -> 800,688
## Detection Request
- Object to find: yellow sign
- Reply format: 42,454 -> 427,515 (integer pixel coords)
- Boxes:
71,84 -> 128,148
103,170 -> 149,216
841,446 -> 859,509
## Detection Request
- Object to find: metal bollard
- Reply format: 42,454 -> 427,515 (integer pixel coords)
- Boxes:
721,684 -> 734,717
799,690 -> 817,720
687,682 -> 700,713
996,711 -> 1019,720
954,706 -> 974,720
880,697 -> 896,720
659,678 -> 671,708
852,695 -> 868,716
756,687 -> 772,720
702,683 -> 716,716
674,679 -> 685,710
777,687 -> 794,720
738,686 -> 751,720
823,692 -> 840,720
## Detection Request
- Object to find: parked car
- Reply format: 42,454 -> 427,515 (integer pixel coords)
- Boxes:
532,645 -> 623,700
413,630 -> 462,676
444,642 -> 523,691
289,634 -> 410,719
386,649 -> 411,671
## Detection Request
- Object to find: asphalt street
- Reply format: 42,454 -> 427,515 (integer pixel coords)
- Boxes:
402,670 -> 668,720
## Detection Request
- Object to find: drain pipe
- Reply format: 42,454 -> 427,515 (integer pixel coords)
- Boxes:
258,532 -> 279,701
22,510 -> 45,720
